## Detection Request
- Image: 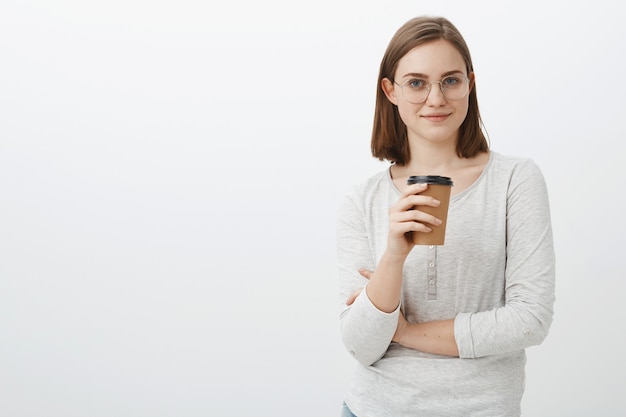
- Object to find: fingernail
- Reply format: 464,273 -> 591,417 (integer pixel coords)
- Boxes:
432,199 -> 440,206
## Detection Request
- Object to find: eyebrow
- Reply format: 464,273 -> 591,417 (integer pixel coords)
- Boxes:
401,70 -> 465,79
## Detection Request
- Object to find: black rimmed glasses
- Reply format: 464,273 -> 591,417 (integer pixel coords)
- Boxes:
394,74 -> 470,104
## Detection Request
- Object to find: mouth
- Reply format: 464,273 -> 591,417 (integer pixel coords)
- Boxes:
422,113 -> 451,122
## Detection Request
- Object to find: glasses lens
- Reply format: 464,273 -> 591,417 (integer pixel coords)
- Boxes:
441,76 -> 469,100
401,80 -> 428,103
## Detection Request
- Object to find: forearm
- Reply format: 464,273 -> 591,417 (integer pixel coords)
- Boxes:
364,251 -> 407,313
395,319 -> 459,357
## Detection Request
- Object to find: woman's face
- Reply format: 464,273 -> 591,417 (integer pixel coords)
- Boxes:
382,39 -> 473,147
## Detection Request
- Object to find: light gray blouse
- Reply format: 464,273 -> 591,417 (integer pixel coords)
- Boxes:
338,151 -> 555,417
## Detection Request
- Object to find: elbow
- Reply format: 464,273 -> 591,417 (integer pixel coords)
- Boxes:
338,293 -> 398,366
340,316 -> 391,366
528,316 -> 552,346
517,305 -> 554,348
341,335 -> 386,366
340,321 -> 388,366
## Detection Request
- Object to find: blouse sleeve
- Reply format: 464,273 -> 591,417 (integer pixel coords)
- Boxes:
454,158 -> 556,358
337,191 -> 399,366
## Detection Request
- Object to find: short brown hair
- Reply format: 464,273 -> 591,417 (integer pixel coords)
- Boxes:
371,16 -> 489,165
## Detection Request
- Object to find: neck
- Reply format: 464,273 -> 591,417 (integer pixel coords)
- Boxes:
400,139 -> 460,175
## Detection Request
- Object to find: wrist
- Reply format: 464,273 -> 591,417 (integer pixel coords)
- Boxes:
380,249 -> 409,266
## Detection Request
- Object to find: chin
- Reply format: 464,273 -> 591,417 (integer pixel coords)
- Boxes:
414,128 -> 459,144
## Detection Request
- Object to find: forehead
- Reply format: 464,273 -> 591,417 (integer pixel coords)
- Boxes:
395,39 -> 465,78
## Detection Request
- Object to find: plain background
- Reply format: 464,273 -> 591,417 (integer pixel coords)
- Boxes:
1,0 -> 625,416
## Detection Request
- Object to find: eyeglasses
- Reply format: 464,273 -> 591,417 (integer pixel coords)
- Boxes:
394,74 -> 470,104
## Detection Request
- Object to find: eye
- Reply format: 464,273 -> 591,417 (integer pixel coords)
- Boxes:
405,79 -> 427,90
442,76 -> 462,87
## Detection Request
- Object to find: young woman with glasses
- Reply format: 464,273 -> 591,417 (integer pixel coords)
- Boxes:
338,16 -> 555,417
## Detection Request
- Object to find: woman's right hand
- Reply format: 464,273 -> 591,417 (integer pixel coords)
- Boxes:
387,183 -> 443,257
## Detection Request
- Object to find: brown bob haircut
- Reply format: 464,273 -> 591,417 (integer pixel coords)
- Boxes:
371,16 -> 489,165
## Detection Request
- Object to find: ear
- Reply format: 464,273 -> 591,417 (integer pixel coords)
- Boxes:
381,78 -> 399,105
468,72 -> 475,91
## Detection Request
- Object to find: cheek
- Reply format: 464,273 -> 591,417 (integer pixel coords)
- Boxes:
396,102 -> 421,125
456,101 -> 470,123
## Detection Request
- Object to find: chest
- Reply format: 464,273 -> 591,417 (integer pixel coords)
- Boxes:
369,185 -> 509,322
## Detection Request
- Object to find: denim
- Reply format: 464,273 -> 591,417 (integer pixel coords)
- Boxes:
341,402 -> 357,417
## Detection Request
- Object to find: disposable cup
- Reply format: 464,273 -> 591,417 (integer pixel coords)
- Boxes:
406,175 -> 453,245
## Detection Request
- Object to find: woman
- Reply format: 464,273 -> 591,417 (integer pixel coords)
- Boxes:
338,16 -> 555,416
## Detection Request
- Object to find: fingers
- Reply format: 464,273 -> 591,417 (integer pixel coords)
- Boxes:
347,270 -> 372,305
358,269 -> 373,279
388,184 -> 443,235
389,208 -> 442,237
400,183 -> 438,203
400,182 -> 428,198
346,288 -> 363,305
393,207 -> 442,226
392,184 -> 441,216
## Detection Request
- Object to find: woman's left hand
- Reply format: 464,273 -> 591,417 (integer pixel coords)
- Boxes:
347,269 -> 410,343
346,269 -> 372,305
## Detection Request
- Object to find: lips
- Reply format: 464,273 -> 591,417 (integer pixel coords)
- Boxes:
422,113 -> 451,122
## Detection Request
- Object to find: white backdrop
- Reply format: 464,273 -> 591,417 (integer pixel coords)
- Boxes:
1,1 -> 625,416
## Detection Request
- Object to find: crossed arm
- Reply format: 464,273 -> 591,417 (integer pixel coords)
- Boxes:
347,267 -> 459,357
339,159 -> 555,364
343,182 -> 459,358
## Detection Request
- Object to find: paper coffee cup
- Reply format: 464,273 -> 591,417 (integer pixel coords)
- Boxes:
406,175 -> 453,245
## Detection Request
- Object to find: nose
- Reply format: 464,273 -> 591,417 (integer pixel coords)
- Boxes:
425,81 -> 446,105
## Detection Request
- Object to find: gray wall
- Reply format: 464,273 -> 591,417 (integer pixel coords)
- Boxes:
1,0 -> 624,416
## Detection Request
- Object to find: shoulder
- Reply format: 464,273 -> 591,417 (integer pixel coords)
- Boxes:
344,167 -> 392,200
488,151 -> 546,183
487,152 -> 550,206
339,168 -> 393,215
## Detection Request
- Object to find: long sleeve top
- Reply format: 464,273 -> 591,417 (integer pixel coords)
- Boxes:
337,152 -> 555,417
